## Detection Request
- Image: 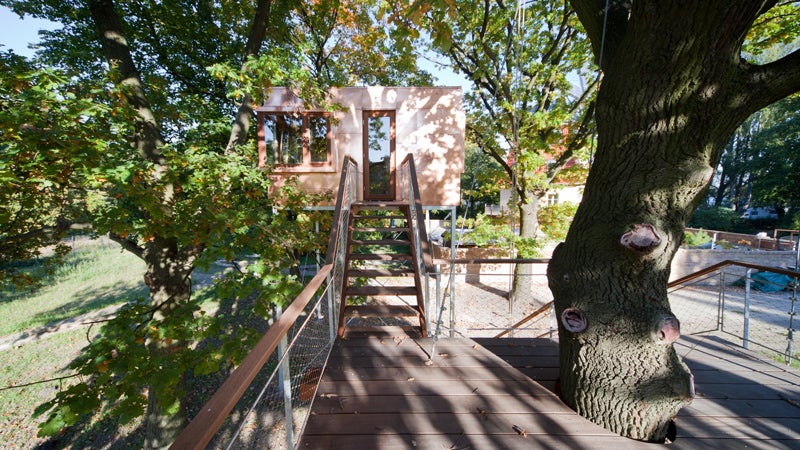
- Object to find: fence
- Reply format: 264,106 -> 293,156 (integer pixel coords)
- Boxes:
668,261 -> 800,366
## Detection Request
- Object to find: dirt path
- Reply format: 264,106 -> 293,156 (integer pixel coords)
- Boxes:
0,303 -> 124,351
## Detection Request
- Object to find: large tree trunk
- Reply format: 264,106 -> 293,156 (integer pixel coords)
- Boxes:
553,0 -> 800,442
141,238 -> 195,449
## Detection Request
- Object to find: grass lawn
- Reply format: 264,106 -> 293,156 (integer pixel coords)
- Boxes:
0,241 -> 148,337
0,328 -> 145,448
0,239 -> 242,448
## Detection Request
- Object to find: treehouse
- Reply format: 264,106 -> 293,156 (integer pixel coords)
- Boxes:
257,86 -> 465,206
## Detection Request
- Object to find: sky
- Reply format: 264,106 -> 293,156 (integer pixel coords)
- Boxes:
0,5 -> 470,91
0,6 -> 61,57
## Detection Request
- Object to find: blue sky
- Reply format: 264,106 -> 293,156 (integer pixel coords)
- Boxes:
0,6 -> 60,57
0,5 -> 469,90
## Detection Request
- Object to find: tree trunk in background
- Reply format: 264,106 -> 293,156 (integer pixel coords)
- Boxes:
552,0 -> 800,441
511,196 -> 545,312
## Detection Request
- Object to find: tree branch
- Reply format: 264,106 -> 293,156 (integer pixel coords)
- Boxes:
87,0 -> 165,166
569,0 -> 630,70
108,232 -> 145,260
745,48 -> 800,111
225,0 -> 274,153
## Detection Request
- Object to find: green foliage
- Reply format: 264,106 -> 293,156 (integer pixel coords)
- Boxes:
467,214 -> 514,247
683,229 -> 712,248
0,52 -> 110,287
538,201 -> 578,242
460,141 -> 508,218
514,236 -> 543,258
688,206 -> 750,232
748,94 -> 800,210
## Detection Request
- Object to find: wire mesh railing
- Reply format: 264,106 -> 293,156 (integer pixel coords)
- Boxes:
206,277 -> 336,449
668,261 -> 800,366
171,158 -> 358,450
428,259 -> 556,339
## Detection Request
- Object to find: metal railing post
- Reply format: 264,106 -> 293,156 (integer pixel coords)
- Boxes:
278,332 -> 294,449
273,305 -> 295,449
435,265 -> 441,337
787,277 -> 798,365
718,271 -> 725,332
449,206 -> 457,338
326,273 -> 336,346
744,268 -> 752,349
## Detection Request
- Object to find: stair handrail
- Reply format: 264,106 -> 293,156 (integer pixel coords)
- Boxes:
326,155 -> 359,264
171,157 -> 358,449
399,154 -> 434,272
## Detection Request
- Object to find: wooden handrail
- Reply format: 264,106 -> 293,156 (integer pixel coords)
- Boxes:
400,154 -> 434,272
495,301 -> 554,338
490,260 -> 799,339
668,260 -> 800,288
325,156 -> 359,264
433,258 -> 551,265
170,264 -> 333,450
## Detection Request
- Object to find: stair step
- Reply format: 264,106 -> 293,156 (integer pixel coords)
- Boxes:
350,239 -> 410,246
353,215 -> 406,221
344,304 -> 420,317
349,254 -> 412,261
352,227 -> 408,233
348,269 -> 415,277
345,285 -> 419,296
342,326 -> 423,339
353,201 -> 407,209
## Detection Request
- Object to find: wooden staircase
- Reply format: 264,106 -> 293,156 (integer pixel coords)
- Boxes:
337,201 -> 427,338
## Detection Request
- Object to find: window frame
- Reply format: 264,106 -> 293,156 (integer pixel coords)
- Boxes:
257,111 -> 333,170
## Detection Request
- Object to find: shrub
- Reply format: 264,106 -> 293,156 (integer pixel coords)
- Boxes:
688,206 -> 750,232
684,229 -> 712,247
538,202 -> 578,242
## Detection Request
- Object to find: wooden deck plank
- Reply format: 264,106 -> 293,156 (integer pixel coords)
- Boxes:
299,434 -> 656,449
299,335 -> 646,449
298,332 -> 800,449
683,398 -> 800,418
311,393 -> 573,415
303,411 -> 629,436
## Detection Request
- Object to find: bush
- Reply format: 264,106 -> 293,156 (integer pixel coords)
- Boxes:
684,229 -> 712,247
538,202 -> 578,242
688,206 -> 751,232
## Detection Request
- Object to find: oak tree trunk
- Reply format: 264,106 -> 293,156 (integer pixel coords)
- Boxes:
552,0 -> 800,441
511,195 -> 545,309
141,238 -> 194,449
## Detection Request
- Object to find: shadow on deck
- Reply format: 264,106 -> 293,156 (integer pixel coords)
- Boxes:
299,330 -> 800,449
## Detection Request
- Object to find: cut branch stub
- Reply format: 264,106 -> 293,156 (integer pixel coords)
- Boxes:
655,316 -> 681,343
561,307 -> 588,333
620,223 -> 662,253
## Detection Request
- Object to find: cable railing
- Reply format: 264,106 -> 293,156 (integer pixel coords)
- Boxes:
428,258 -> 555,338
170,157 -> 358,449
668,260 -> 800,366
478,259 -> 800,366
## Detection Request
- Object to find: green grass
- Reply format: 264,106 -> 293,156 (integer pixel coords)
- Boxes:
0,328 -> 145,448
0,244 -> 147,336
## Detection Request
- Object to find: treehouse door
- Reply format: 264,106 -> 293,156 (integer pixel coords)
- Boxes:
362,110 -> 396,201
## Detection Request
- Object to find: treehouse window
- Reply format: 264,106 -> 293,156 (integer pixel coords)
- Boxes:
260,112 -> 332,167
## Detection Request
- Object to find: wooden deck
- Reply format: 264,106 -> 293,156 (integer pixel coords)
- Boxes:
298,331 -> 800,449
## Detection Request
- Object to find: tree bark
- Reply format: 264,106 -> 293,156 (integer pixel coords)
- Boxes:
552,0 -> 800,441
224,0 -> 273,154
511,193 -> 545,309
87,1 -> 195,447
141,237 -> 195,449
